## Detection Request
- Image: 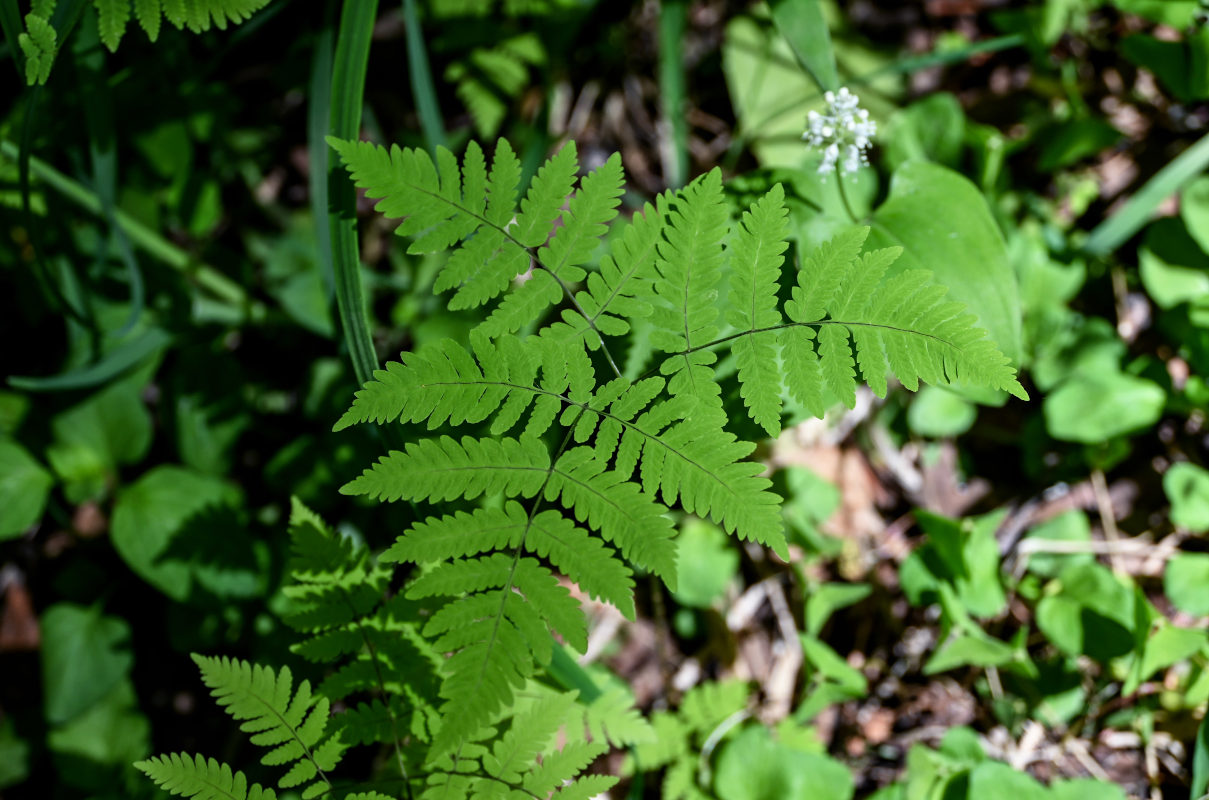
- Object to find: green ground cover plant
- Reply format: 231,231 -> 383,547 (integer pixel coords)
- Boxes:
4,1 -> 1209,799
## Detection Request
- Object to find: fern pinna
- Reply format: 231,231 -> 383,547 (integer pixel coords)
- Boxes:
138,138 -> 1025,800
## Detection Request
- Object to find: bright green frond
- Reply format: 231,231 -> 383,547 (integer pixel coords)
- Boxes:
526,508 -> 635,618
483,692 -> 575,781
523,741 -> 609,796
650,169 -> 729,408
133,0 -> 162,39
384,503 -> 529,565
135,753 -> 276,800
585,687 -> 656,746
95,0 -> 130,51
727,183 -> 789,436
551,774 -> 621,800
776,227 -> 1027,413
18,13 -> 57,85
340,436 -> 550,504
547,447 -> 678,586
191,654 -> 337,791
514,142 -> 579,247
544,194 -> 666,349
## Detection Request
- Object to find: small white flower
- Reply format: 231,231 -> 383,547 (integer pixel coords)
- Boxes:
802,86 -> 876,177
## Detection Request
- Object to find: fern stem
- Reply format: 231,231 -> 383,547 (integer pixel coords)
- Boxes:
657,0 -> 689,188
656,318 -> 955,368
535,264 -> 624,379
834,164 -> 859,223
328,0 -> 380,385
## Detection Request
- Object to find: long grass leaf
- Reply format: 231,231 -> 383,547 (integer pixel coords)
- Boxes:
402,0 -> 445,153
328,0 -> 380,385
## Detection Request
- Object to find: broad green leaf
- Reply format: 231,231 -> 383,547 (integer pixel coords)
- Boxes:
967,761 -> 1046,800
768,0 -> 838,92
1051,778 -> 1127,800
46,376 -> 152,502
883,93 -> 966,171
41,603 -> 133,725
924,633 -> 1015,675
111,466 -> 258,602
47,680 -> 150,791
805,582 -> 870,637
673,519 -> 739,609
1036,118 -> 1121,172
1023,511 -> 1093,578
1043,371 -> 1165,443
715,725 -> 853,800
1181,175 -> 1209,255
1194,715 -> 1209,800
800,634 -> 866,695
1165,553 -> 1209,615
1111,0 -> 1198,26
1037,563 -> 1136,661
1165,462 -> 1209,532
0,441 -> 53,540
867,160 -> 1022,368
1139,218 -> 1209,309
907,385 -> 976,438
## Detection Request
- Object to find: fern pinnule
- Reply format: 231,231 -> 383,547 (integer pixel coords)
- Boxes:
135,753 -> 276,800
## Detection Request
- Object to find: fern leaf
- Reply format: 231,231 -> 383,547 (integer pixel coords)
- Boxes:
551,774 -> 620,800
135,753 -> 276,800
514,142 -> 579,247
191,655 -> 338,792
483,692 -> 575,781
547,447 -> 678,586
544,194 -> 666,349
341,436 -> 550,504
585,687 -> 655,746
95,0 -> 130,51
779,227 -> 1028,412
18,13 -> 57,85
482,152 -> 624,338
650,169 -> 728,409
726,183 -> 789,436
526,508 -> 635,618
523,741 -> 609,796
133,0 -> 162,39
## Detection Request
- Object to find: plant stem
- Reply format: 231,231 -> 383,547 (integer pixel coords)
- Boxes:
402,0 -> 446,153
835,164 -> 859,223
0,139 -> 257,313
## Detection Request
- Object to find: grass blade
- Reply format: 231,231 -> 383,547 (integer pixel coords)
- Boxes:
309,1 -> 336,299
328,0 -> 380,385
9,327 -> 171,391
1082,129 -> 1209,257
402,0 -> 446,153
658,0 -> 689,188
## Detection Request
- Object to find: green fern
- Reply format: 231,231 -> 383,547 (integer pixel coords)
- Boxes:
192,654 -> 343,797
326,135 -> 1027,766
16,0 -> 272,84
136,753 -> 277,800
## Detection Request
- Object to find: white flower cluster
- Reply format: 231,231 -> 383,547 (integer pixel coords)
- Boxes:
803,87 -> 876,176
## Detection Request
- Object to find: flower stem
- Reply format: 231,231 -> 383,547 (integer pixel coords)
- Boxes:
835,164 -> 859,223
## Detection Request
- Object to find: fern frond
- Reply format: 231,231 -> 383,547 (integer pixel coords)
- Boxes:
93,0 -> 270,51
542,193 -> 666,350
584,687 -> 656,746
18,12 -> 57,85
135,753 -> 276,800
546,447 -> 678,585
191,655 -> 341,792
482,151 -> 625,338
779,227 -> 1028,405
727,183 -> 789,437
483,692 -> 575,782
650,169 -> 729,409
328,137 -> 529,310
